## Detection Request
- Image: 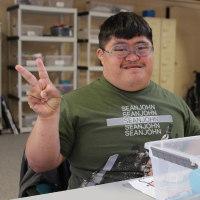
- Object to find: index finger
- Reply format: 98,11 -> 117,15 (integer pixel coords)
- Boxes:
36,59 -> 50,82
15,65 -> 38,87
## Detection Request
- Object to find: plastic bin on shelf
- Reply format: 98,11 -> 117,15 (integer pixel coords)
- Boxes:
15,53 -> 43,66
113,4 -> 134,13
14,84 -> 32,96
48,0 -> 73,8
78,29 -> 99,39
14,0 -> 44,6
86,1 -> 113,13
45,55 -> 72,66
55,84 -> 73,95
22,113 -> 38,127
50,26 -> 73,37
12,25 -> 44,36
145,135 -> 200,200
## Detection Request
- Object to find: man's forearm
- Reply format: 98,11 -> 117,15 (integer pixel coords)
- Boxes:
25,108 -> 61,172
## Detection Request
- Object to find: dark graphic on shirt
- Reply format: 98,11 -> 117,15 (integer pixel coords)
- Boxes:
106,104 -> 173,136
79,145 -> 150,188
161,124 -> 173,140
79,125 -> 179,188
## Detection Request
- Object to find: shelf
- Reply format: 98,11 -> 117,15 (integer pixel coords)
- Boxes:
7,36 -> 76,42
78,39 -> 98,44
8,94 -> 28,102
78,66 -> 88,70
77,66 -> 103,71
7,4 -> 77,14
77,10 -> 111,85
78,11 -> 114,18
8,65 -> 76,71
7,5 -> 78,133
88,66 -> 103,71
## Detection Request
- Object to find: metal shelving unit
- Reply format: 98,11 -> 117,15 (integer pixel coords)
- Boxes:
77,11 -> 113,86
0,23 -> 3,133
7,5 -> 77,133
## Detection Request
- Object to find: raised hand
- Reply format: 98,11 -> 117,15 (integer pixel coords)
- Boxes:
15,59 -> 61,117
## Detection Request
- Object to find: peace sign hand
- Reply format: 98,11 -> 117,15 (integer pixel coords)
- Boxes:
15,59 -> 61,117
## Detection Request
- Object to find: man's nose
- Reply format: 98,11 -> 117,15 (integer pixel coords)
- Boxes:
125,51 -> 140,61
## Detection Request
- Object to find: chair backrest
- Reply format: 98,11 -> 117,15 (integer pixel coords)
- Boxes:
19,150 -> 71,197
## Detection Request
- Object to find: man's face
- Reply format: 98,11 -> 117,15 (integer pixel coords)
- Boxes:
97,36 -> 154,91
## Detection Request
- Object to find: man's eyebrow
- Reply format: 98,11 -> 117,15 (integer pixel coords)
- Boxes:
134,40 -> 149,45
112,41 -> 127,46
112,40 -> 149,47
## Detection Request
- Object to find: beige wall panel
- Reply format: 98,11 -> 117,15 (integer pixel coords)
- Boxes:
160,19 -> 176,93
170,6 -> 200,99
145,17 -> 161,85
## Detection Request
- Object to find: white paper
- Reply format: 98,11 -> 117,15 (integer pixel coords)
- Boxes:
27,31 -> 35,36
56,2 -> 64,7
26,60 -> 36,66
55,60 -> 65,66
125,177 -> 156,199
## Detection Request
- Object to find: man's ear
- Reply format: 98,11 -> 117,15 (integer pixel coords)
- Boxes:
97,48 -> 104,64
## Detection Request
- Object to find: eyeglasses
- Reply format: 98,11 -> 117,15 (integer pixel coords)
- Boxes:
100,44 -> 154,58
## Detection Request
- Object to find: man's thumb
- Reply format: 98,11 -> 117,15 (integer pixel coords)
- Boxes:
41,91 -> 47,98
41,88 -> 61,99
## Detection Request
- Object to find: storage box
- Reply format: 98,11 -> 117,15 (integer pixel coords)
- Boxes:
15,53 -> 44,66
45,55 -> 72,66
14,84 -> 32,96
145,135 -> 200,200
48,0 -> 73,8
55,84 -> 73,95
86,1 -> 113,13
113,4 -> 134,13
22,113 -> 38,127
50,26 -> 73,37
13,25 -> 44,36
78,29 -> 99,39
14,0 -> 44,6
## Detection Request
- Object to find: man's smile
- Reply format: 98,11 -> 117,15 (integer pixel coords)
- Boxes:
122,64 -> 144,69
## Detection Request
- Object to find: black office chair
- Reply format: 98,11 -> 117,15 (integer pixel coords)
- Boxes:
19,150 -> 71,198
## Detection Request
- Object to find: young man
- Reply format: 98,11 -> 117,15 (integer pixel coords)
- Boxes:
15,12 -> 200,189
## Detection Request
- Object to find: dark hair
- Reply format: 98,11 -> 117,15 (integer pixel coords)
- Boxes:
99,12 -> 153,48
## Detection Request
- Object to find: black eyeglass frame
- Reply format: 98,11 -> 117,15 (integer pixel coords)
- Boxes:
100,44 -> 154,58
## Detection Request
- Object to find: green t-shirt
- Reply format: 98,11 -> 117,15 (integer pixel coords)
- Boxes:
59,76 -> 200,189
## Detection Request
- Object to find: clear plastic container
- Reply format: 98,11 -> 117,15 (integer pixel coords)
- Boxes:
50,26 -> 73,37
48,0 -> 73,8
45,55 -> 72,66
14,84 -> 32,96
12,25 -> 44,36
15,53 -> 44,66
55,84 -> 73,95
78,29 -> 99,39
145,135 -> 200,200
14,0 -> 44,6
86,1 -> 113,13
113,4 -> 134,13
22,113 -> 38,127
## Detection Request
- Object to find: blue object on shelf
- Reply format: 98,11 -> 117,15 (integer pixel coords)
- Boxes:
60,80 -> 71,84
142,10 -> 155,17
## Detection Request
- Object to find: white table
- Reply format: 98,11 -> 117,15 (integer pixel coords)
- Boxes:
12,179 -> 155,200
